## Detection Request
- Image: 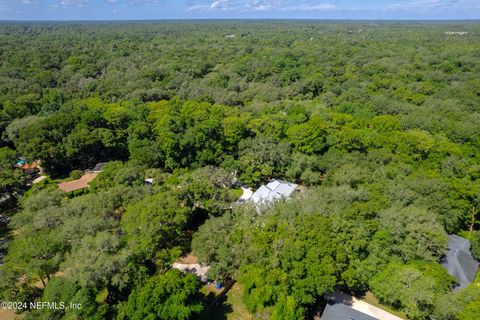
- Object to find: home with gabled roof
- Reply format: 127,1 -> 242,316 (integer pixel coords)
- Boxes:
250,179 -> 298,205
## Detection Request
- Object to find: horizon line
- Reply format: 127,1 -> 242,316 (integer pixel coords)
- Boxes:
1,18 -> 480,23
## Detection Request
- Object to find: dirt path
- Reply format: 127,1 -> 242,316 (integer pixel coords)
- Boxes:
0,309 -> 18,320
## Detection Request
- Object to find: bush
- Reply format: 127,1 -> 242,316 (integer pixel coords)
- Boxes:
471,231 -> 480,261
70,170 -> 83,180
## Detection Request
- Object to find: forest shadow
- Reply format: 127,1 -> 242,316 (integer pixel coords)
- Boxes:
0,210 -> 13,266
198,292 -> 234,320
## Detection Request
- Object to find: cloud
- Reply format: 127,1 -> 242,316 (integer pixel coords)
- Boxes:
47,0 -> 160,10
282,3 -> 337,11
386,0 -> 477,11
187,0 -> 480,14
0,3 -> 21,13
126,0 -> 160,4
123,0 -> 160,7
187,0 -> 236,11
21,0 -> 39,4
58,0 -> 90,8
210,0 -> 228,9
187,0 -> 338,12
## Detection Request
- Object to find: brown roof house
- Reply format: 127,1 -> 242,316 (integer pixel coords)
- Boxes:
58,173 -> 98,193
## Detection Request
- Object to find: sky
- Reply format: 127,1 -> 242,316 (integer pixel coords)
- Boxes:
0,0 -> 479,21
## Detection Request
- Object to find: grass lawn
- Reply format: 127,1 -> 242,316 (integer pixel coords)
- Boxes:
200,283 -> 223,299
362,291 -> 407,319
230,188 -> 244,199
200,282 -> 252,320
223,283 -> 252,320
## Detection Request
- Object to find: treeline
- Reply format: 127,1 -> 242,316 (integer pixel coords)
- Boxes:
1,22 -> 479,141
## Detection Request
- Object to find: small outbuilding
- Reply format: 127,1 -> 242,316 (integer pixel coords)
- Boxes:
441,234 -> 479,290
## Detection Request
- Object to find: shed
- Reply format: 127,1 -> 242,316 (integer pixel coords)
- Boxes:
441,234 -> 479,290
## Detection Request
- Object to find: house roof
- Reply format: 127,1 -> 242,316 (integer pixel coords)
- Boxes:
322,302 -> 379,320
92,162 -> 108,172
21,162 -> 39,170
322,293 -> 403,320
251,179 -> 298,204
58,173 -> 98,193
441,234 -> 479,290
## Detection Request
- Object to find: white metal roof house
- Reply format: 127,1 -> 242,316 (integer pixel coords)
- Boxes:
250,179 -> 298,205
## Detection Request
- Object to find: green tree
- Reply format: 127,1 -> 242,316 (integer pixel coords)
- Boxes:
236,135 -> 291,185
120,191 -> 190,263
89,161 -> 145,191
371,261 -> 455,319
26,277 -> 78,320
118,269 -> 203,320
433,285 -> 480,320
471,231 -> 480,261
458,299 -> 480,320
286,115 -> 327,155
6,230 -> 65,288
378,205 -> 448,262
0,147 -> 27,208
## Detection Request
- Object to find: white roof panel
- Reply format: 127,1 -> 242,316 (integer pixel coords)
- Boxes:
251,185 -> 273,203
267,180 -> 281,190
274,182 -> 297,197
251,180 -> 298,205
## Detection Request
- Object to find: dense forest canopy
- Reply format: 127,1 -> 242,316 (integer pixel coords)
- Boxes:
0,21 -> 479,320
